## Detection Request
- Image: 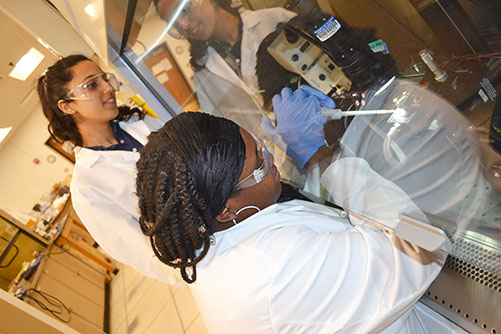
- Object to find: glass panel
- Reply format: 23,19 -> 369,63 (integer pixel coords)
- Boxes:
327,77 -> 500,243
122,0 -> 500,246
115,0 -> 200,112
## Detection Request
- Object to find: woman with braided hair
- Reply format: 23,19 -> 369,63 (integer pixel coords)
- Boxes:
135,87 -> 462,333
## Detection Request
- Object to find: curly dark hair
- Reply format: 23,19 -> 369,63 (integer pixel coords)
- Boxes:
37,54 -> 144,147
136,112 -> 245,283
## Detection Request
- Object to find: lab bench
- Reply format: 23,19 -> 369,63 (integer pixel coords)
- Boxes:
1,201 -> 118,333
0,210 -> 48,292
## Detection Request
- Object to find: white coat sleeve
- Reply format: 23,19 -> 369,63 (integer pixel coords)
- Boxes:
269,220 -> 446,333
70,185 -> 183,286
321,157 -> 430,230
268,158 -> 447,333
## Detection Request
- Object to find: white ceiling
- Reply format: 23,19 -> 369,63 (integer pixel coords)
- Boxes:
0,8 -> 59,149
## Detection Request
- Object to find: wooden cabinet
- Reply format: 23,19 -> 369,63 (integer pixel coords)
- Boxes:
5,201 -> 117,333
55,208 -> 117,279
28,245 -> 106,334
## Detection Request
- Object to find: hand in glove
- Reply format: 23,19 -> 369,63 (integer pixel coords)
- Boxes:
262,85 -> 335,169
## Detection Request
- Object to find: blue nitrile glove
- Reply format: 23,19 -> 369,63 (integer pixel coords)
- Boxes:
262,85 -> 335,169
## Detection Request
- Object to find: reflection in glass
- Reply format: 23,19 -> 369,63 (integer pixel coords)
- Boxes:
327,78 -> 500,243
123,0 -> 500,246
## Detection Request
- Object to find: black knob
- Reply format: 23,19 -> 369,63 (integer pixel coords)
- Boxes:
284,29 -> 299,44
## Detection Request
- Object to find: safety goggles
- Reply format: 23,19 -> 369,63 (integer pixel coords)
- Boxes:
236,134 -> 272,190
62,72 -> 120,101
164,0 -> 202,39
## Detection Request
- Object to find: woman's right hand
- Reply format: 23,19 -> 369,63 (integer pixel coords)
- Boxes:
261,85 -> 335,169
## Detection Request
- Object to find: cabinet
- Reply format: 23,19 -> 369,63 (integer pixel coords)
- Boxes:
55,208 -> 117,279
28,245 -> 106,334
19,202 -> 117,334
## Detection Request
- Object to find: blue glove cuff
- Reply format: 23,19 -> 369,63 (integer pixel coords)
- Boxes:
290,141 -> 325,169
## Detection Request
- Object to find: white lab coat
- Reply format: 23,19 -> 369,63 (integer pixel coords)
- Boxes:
194,8 -> 295,134
70,116 -> 181,285
189,158 -> 464,333
194,8 -> 306,185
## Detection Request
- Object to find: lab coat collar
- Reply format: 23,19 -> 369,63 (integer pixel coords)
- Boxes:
240,9 -> 260,31
205,48 -> 242,87
204,9 -> 260,88
117,117 -> 151,145
74,146 -> 140,168
239,10 -> 260,82
213,200 -> 344,253
74,117 -> 148,168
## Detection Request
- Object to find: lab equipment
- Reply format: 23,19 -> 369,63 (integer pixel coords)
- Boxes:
267,25 -> 352,96
266,107 -> 396,122
418,49 -> 448,83
266,11 -> 395,97
489,93 -> 501,154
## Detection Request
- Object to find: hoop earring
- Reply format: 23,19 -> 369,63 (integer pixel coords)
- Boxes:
232,206 -> 261,226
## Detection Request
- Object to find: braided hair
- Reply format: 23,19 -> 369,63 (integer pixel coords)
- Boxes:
37,54 -> 145,147
136,112 -> 245,283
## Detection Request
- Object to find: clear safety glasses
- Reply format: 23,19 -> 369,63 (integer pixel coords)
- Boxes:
236,134 -> 272,190
62,72 -> 120,101
164,0 -> 202,39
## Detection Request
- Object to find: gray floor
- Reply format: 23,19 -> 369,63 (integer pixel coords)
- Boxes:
109,263 -> 208,334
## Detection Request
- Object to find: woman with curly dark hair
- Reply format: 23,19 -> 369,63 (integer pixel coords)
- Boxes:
135,88 -> 451,333
37,55 -> 179,284
153,0 -> 295,135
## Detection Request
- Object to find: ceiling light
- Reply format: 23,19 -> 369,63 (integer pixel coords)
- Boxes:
8,48 -> 45,81
84,3 -> 98,19
0,127 -> 12,144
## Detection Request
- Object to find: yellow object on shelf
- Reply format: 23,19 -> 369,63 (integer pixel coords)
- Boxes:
129,95 -> 160,119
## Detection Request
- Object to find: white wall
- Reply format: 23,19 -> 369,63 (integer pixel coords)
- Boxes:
0,0 -> 94,58
0,106 -> 73,222
0,0 -> 96,222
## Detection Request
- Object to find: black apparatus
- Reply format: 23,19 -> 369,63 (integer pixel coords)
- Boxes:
267,0 -> 501,154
